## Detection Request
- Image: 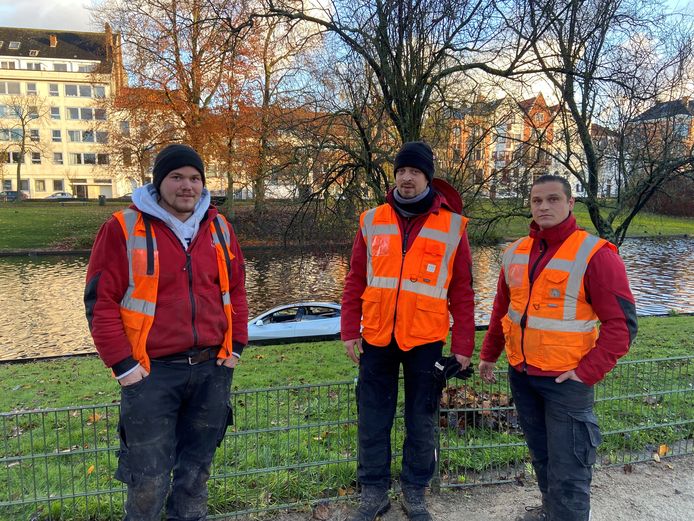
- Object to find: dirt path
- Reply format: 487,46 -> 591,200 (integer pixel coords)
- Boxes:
269,455 -> 694,521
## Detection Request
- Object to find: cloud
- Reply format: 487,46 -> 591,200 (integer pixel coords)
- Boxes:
0,0 -> 93,32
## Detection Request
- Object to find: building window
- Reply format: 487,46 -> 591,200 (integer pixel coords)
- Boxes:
35,179 -> 46,192
0,61 -> 16,69
50,107 -> 60,120
97,154 -> 109,165
20,180 -> 29,191
70,153 -> 97,165
53,63 -> 68,72
3,180 -> 12,190
65,85 -> 78,97
52,130 -> 62,142
0,128 -> 23,141
96,131 -> 108,143
53,179 -> 64,191
29,50 -> 39,57
120,121 -> 130,136
122,148 -> 132,166
94,178 -> 112,184
53,152 -> 64,165
67,107 -> 105,121
0,82 -> 21,95
94,86 -> 105,98
49,84 -> 59,96
26,62 -> 41,70
78,64 -> 96,73
30,129 -> 40,142
26,83 -> 37,95
4,152 -> 23,164
31,152 -> 41,164
8,41 -> 20,50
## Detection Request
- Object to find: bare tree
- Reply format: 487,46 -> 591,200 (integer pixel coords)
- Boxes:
0,95 -> 50,201
267,0 -> 532,143
522,0 -> 694,244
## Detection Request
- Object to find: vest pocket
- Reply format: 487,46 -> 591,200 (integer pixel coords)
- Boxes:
361,287 -> 382,332
411,295 -> 448,340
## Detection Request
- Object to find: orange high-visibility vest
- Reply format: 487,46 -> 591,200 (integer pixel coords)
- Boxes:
360,204 -> 467,350
501,229 -> 616,371
113,209 -> 235,372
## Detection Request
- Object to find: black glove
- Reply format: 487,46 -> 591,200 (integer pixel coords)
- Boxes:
433,355 -> 474,386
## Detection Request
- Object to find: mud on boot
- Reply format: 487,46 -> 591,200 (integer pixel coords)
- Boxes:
346,486 -> 390,521
400,485 -> 432,521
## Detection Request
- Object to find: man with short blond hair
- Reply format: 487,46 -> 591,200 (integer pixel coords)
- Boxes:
480,174 -> 637,521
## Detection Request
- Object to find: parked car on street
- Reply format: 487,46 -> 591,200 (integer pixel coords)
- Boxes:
45,191 -> 76,200
0,190 -> 29,202
248,302 -> 341,343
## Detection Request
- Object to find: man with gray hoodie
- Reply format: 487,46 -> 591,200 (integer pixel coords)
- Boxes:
85,144 -> 248,521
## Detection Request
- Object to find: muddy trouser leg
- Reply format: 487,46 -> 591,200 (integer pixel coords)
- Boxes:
510,368 -> 601,521
116,362 -> 183,521
356,340 -> 401,489
166,362 -> 234,521
399,341 -> 443,489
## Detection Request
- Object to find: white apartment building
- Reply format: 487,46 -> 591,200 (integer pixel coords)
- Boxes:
0,25 -> 128,198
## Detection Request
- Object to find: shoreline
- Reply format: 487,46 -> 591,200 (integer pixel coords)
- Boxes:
1,313 -> 691,365
0,233 -> 690,258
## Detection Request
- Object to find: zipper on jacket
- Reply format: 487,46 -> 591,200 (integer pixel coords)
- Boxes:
391,218 -> 413,337
519,239 -> 547,370
184,251 -> 199,346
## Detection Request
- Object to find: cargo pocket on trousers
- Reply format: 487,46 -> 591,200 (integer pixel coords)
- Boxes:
216,404 -> 234,447
114,422 -> 133,484
569,412 -> 602,467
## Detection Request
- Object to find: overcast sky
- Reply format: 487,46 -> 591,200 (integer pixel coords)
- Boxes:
0,0 -> 691,34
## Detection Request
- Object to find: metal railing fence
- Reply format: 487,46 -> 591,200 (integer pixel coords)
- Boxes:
1,356 -> 692,520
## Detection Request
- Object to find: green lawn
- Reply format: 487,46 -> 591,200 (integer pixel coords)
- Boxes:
1,315 -> 691,413
0,200 -> 691,251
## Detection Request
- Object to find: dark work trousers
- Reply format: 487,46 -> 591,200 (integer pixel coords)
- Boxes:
509,367 -> 602,521
116,358 -> 234,521
356,339 -> 443,490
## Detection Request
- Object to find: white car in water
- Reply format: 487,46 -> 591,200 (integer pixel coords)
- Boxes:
248,302 -> 341,343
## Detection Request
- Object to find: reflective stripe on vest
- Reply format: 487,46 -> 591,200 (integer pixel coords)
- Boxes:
500,229 -> 615,371
360,204 -> 467,350
115,209 -> 234,372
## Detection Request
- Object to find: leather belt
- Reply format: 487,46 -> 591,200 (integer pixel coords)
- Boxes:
154,346 -> 221,365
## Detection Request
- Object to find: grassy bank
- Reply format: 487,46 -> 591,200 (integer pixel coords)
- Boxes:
1,200 -> 691,251
1,315 -> 691,413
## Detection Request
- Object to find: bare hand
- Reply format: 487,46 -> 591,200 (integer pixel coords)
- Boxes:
454,354 -> 471,370
118,365 -> 149,387
555,369 -> 583,384
344,338 -> 363,365
478,360 -> 497,383
217,356 -> 238,368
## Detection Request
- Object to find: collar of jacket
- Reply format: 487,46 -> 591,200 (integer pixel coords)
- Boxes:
529,213 -> 579,245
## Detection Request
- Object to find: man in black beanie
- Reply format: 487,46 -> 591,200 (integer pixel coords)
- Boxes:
85,143 -> 248,520
341,141 -> 476,520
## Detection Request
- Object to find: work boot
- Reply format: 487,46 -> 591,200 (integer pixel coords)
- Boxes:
400,486 -> 432,521
515,501 -> 549,521
346,486 -> 390,521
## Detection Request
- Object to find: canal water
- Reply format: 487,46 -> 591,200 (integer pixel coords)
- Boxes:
0,237 -> 692,360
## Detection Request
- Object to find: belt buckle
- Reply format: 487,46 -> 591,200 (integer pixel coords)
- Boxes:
187,352 -> 202,365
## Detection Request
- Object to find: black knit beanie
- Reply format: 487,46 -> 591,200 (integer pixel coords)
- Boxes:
393,141 -> 435,183
152,144 -> 205,191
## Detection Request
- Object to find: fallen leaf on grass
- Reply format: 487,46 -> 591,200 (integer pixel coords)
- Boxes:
652,452 -> 661,462
87,465 -> 95,476
658,444 -> 669,457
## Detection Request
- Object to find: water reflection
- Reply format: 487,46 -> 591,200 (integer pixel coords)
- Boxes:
0,237 -> 691,360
